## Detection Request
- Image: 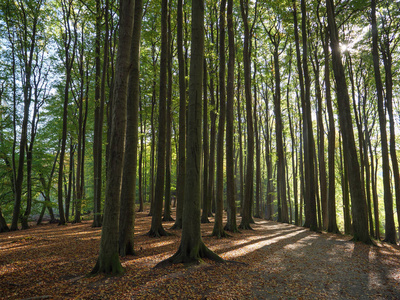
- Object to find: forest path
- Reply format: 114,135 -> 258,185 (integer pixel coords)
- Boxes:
1,210 -> 399,299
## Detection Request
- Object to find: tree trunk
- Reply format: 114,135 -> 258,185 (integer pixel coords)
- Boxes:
326,0 -> 372,244
119,0 -> 143,257
212,0 -> 228,238
157,0 -> 223,265
371,0 -> 396,244
239,0 -> 254,230
201,58 -> 210,224
90,0 -> 135,275
224,0 -> 238,232
322,28 -> 339,234
148,0 -> 170,237
171,0 -> 186,229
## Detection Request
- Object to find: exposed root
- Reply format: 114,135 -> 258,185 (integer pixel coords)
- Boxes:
211,229 -> 231,238
224,224 -> 241,233
238,223 -> 253,230
162,215 -> 175,222
89,253 -> 125,276
146,226 -> 172,238
155,242 -> 224,268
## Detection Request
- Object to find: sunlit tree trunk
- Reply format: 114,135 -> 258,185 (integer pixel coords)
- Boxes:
371,0 -> 396,244
326,0 -> 372,244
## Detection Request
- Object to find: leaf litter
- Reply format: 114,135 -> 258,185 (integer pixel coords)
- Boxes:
1,209 -> 400,299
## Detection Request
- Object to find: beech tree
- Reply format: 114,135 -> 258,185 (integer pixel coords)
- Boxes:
90,0 -> 135,275
158,0 -> 224,265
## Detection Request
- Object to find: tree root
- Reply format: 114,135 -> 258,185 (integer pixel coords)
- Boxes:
146,226 -> 172,238
89,253 -> 125,276
155,242 -> 224,268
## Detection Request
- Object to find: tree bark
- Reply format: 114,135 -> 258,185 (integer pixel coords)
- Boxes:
157,0 -> 223,265
148,0 -> 170,237
224,0 -> 238,232
119,0 -> 143,257
171,0 -> 186,229
326,0 -> 372,244
212,0 -> 228,238
90,0 -> 135,275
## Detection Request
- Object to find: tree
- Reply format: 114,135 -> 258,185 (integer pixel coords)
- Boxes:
224,0 -> 238,233
326,0 -> 372,244
171,0 -> 186,230
5,0 -> 45,231
57,0 -> 78,226
119,0 -> 143,257
157,0 -> 224,265
239,0 -> 255,231
212,0 -> 228,238
90,0 -> 135,275
148,0 -> 170,237
371,0 -> 396,244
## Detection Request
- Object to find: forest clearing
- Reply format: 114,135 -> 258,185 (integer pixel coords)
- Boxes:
1,209 -> 400,299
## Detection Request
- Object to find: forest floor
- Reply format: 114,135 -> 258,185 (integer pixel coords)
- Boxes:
1,209 -> 400,300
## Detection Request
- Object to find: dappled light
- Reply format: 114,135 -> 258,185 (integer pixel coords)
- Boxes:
1,210 -> 399,299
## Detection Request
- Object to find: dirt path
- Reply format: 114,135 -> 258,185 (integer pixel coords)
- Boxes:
1,212 -> 399,299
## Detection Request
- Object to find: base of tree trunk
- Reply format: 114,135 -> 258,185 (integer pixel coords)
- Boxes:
137,208 -> 143,212
119,240 -> 136,257
89,253 -> 125,276
162,215 -> 175,222
327,225 -> 341,235
249,217 -> 255,224
200,216 -> 211,224
21,218 -> 29,230
208,212 -> 214,217
155,241 -> 224,268
170,218 -> 182,230
211,228 -> 231,238
351,234 -> 375,245
253,214 -> 261,219
224,224 -> 240,233
238,222 -> 253,230
146,226 -> 171,237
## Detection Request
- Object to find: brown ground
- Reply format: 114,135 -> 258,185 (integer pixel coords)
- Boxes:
1,209 -> 400,299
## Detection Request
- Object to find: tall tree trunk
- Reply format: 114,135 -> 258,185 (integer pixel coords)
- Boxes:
148,0 -> 170,237
171,0 -> 186,229
239,0 -> 254,230
58,0 -> 78,226
10,0 -> 43,231
340,138 -> 352,235
323,28 -> 339,234
312,44 -> 327,230
92,0 -> 109,228
224,0 -> 238,232
326,0 -> 372,244
371,0 -> 396,244
201,58 -> 210,224
163,0 -> 174,222
119,0 -> 143,257
212,0 -> 228,238
157,0 -> 223,265
90,0 -> 135,275
138,101 -> 144,212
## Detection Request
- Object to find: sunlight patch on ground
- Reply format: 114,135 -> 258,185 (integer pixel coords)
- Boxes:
220,228 -> 308,260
